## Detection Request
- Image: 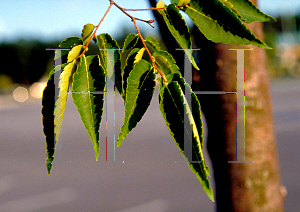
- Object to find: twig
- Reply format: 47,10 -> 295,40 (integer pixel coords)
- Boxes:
76,0 -> 168,83
76,1 -> 113,61
123,4 -> 189,11
111,0 -> 155,28
111,0 -> 167,83
132,18 -> 167,83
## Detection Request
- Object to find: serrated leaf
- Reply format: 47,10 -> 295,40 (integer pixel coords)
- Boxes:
122,33 -> 139,53
97,33 -> 122,96
67,45 -> 83,62
81,23 -> 95,45
167,73 -> 204,149
153,50 -> 181,76
158,4 -> 199,70
145,36 -> 162,51
42,61 -> 76,175
71,55 -> 106,161
222,0 -> 275,23
158,74 -> 214,202
55,37 -> 83,63
184,0 -> 271,49
117,60 -> 155,147
123,48 -> 145,99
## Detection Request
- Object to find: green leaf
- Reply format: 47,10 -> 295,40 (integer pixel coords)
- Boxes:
156,0 -> 165,8
117,59 -> 155,147
167,73 -> 204,149
158,4 -> 199,69
153,50 -> 180,76
55,37 -> 83,63
184,0 -> 271,49
158,74 -> 214,202
97,33 -> 122,96
122,33 -> 139,53
67,45 -> 83,63
42,61 -> 76,175
221,0 -> 275,23
145,36 -> 162,52
123,48 -> 145,99
71,55 -> 106,161
42,37 -> 84,174
171,0 -> 190,5
81,23 -> 95,45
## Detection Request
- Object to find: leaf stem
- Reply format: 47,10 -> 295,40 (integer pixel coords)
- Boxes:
110,0 -> 155,28
76,2 -> 113,61
76,0 -> 168,83
123,4 -> 189,11
111,0 -> 167,83
132,18 -> 167,83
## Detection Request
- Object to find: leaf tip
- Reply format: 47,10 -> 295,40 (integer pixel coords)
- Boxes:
208,189 -> 215,202
46,162 -> 52,175
264,45 -> 273,50
116,139 -> 123,147
95,150 -> 99,161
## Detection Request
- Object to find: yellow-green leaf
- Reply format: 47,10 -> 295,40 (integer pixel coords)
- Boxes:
67,45 -> 83,63
56,36 -> 83,63
156,0 -> 165,8
42,61 -> 77,174
122,33 -> 139,53
158,73 -> 214,201
145,36 -> 162,52
222,0 -> 276,23
158,4 -> 199,69
153,50 -> 180,76
81,23 -> 95,45
184,0 -> 271,49
97,33 -> 122,96
171,0 -> 190,5
123,48 -> 145,99
72,55 -> 106,161
117,60 -> 155,147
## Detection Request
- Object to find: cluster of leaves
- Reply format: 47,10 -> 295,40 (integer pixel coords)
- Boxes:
42,0 -> 274,202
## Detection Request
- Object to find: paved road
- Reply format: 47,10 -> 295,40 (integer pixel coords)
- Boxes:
0,78 -> 299,212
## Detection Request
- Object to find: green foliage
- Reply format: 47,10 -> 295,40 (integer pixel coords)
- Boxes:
122,33 -> 139,52
117,60 -> 156,146
81,23 -> 95,45
184,0 -> 271,49
42,63 -> 72,174
72,55 -> 106,161
97,33 -> 122,96
123,48 -> 145,99
223,0 -> 276,23
145,36 -> 162,51
42,0 -> 275,201
57,37 -> 83,61
158,73 -> 213,201
153,50 -> 180,76
157,3 -> 199,69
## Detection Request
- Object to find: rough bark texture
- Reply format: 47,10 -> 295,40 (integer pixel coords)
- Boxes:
191,2 -> 286,212
149,0 -> 286,211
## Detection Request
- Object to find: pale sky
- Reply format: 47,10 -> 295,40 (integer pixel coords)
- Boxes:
0,0 -> 299,43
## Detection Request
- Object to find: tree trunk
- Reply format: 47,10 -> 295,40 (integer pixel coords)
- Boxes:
148,0 -> 286,211
191,1 -> 286,211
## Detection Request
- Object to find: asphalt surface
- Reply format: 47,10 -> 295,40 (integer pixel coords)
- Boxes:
0,77 -> 299,212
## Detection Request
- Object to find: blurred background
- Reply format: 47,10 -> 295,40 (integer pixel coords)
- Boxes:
0,0 -> 299,211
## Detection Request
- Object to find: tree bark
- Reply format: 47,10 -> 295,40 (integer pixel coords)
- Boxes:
191,1 -> 286,211
148,0 -> 286,211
